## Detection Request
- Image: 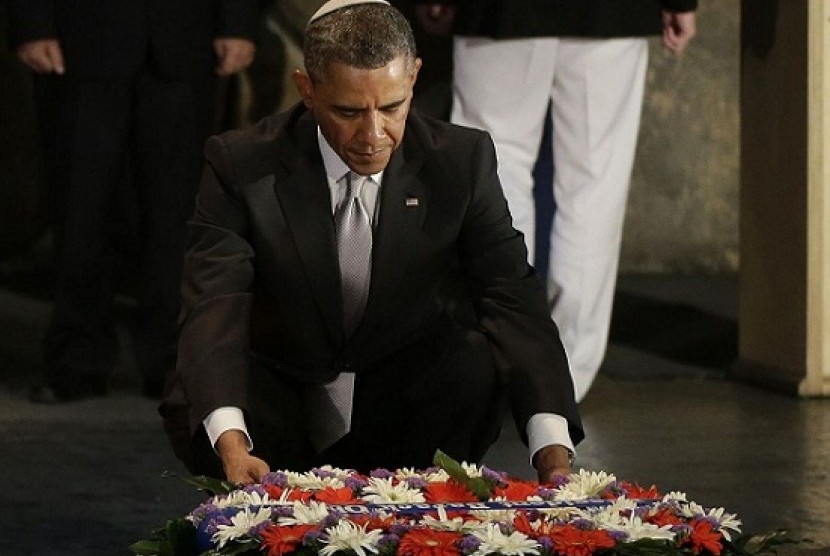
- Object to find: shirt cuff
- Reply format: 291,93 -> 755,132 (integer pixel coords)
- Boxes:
526,413 -> 576,465
203,406 -> 253,453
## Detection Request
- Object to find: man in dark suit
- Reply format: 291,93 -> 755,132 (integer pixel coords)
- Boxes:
160,0 -> 583,484
8,0 -> 259,401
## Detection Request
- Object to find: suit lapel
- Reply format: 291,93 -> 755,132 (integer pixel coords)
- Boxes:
271,113 -> 344,344
352,145 -> 428,343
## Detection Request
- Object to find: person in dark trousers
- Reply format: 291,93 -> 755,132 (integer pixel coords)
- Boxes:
8,0 -> 260,402
160,0 -> 583,485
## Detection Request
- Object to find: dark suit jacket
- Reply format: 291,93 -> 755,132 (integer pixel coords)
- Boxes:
7,0 -> 259,80
163,103 -> 584,457
415,0 -> 698,39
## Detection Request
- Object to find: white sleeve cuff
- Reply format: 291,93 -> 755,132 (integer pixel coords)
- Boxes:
202,406 -> 253,453
526,413 -> 576,465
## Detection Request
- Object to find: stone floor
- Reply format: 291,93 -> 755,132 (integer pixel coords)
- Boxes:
1,268 -> 828,555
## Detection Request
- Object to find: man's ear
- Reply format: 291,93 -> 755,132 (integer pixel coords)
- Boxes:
292,69 -> 314,107
411,57 -> 423,87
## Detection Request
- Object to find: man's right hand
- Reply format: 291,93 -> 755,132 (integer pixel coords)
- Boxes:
216,429 -> 270,485
16,39 -> 65,74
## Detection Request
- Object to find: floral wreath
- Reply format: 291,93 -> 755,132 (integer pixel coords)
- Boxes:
132,451 -> 793,556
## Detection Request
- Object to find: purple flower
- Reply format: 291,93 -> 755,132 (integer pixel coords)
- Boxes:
608,530 -> 629,542
572,518 -> 593,530
189,502 -> 218,522
304,529 -> 323,545
311,467 -> 337,478
345,476 -> 368,490
370,468 -> 395,479
537,487 -> 557,499
250,520 -> 271,538
243,484 -> 267,497
538,536 -> 554,552
272,506 -> 296,518
459,534 -> 482,554
389,524 -> 411,537
481,467 -> 508,487
379,533 -> 401,549
260,472 -> 288,487
404,477 -> 429,489
203,514 -> 232,537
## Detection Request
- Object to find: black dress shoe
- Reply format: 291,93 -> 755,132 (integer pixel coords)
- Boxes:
29,378 -> 107,404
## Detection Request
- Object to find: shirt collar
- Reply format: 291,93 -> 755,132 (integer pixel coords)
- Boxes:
317,128 -> 384,184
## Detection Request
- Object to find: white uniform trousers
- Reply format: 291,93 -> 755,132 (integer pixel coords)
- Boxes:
451,36 -> 649,401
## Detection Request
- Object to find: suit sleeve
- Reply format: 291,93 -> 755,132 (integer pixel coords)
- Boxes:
176,136 -> 257,435
457,131 -> 584,447
215,0 -> 260,40
7,0 -> 57,47
661,0 -> 697,12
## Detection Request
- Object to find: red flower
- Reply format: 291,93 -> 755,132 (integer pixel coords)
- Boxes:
351,514 -> 397,531
314,486 -> 360,504
513,513 -> 537,537
260,524 -> 315,556
548,524 -> 616,556
287,490 -> 313,502
493,480 -> 540,501
264,485 -> 285,499
424,480 -> 478,503
646,507 -> 683,527
687,520 -> 723,555
398,528 -> 463,556
620,481 -> 661,499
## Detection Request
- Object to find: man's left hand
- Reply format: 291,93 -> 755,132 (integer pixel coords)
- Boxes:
533,444 -> 572,484
214,38 -> 256,76
662,11 -> 697,54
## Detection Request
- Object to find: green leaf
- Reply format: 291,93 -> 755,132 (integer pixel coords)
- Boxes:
129,539 -> 163,555
727,530 -> 804,556
432,449 -> 496,501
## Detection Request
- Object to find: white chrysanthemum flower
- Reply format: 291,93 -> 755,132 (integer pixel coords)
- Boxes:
461,462 -> 483,478
213,507 -> 273,549
553,470 -> 616,501
579,497 -> 638,528
211,489 -> 271,509
319,520 -> 382,556
362,477 -> 426,503
278,500 -> 330,525
421,506 -> 487,533
662,491 -> 688,503
283,470 -> 345,491
612,515 -> 676,542
472,523 -> 540,556
700,507 -> 743,541
423,468 -> 452,483
470,508 -> 517,523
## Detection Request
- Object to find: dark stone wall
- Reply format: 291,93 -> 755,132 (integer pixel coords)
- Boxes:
622,0 -> 740,273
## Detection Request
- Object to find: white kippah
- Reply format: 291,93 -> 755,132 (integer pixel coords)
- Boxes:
309,0 -> 391,24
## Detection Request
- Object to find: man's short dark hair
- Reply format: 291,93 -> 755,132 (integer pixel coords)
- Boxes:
303,3 -> 417,82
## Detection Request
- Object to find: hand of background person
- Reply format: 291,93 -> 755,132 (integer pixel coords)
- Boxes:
662,11 -> 697,54
414,3 -> 457,36
214,37 -> 256,77
216,429 -> 270,484
533,444 -> 572,485
16,39 -> 65,74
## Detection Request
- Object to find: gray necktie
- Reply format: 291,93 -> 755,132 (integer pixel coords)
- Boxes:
335,172 -> 372,336
302,173 -> 372,453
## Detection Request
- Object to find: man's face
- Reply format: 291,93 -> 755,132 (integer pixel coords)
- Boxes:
294,55 -> 421,176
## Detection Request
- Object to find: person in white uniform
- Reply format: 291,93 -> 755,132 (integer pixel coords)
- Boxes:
414,0 -> 697,400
